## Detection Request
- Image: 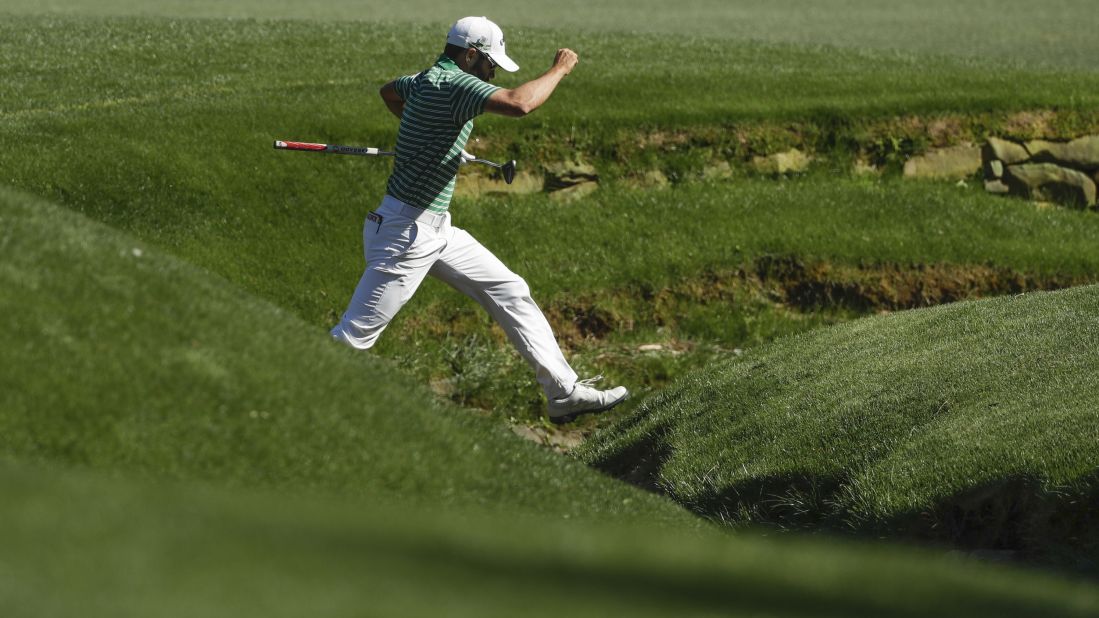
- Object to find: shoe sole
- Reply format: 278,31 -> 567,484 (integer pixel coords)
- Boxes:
548,392 -> 629,425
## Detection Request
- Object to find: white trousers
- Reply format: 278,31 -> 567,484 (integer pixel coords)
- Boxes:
331,195 -> 578,400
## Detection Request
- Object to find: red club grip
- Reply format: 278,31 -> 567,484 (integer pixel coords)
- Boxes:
274,140 -> 327,151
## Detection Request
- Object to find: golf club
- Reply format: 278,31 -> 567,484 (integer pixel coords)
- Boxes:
274,140 -> 517,185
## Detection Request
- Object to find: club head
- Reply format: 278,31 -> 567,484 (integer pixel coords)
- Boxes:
502,160 -> 516,185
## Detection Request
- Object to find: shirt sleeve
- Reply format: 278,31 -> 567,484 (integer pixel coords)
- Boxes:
449,73 -> 501,125
393,73 -> 419,101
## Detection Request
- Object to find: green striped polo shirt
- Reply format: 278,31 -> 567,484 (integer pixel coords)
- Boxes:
385,55 -> 500,213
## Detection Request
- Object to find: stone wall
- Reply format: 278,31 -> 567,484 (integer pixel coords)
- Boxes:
983,136 -> 1099,209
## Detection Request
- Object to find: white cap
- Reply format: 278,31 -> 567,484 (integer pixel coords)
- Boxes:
446,16 -> 519,73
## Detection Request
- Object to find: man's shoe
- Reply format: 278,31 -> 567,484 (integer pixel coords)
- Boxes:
547,376 -> 629,424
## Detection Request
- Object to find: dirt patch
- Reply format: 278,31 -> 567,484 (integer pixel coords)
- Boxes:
751,257 -> 1084,312
510,423 -> 586,454
637,130 -> 692,149
1002,110 -> 1059,140
454,170 -> 542,198
539,258 -> 1089,343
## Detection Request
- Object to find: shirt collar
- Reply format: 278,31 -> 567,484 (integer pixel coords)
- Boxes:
435,54 -> 459,70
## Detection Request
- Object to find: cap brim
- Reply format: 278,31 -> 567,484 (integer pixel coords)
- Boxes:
490,51 -> 519,73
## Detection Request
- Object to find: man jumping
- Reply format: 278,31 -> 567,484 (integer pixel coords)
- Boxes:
330,16 -> 628,423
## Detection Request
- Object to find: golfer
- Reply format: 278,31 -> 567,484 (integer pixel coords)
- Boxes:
331,16 -> 628,423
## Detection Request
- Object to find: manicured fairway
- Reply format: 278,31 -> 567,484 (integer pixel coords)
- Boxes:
3,0 -> 1097,70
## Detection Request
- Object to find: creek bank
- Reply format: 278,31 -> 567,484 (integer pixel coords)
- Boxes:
541,258 -> 1089,343
398,257 -> 1091,347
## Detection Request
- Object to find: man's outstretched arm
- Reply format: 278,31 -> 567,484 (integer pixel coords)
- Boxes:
379,81 -> 405,119
485,49 -> 579,118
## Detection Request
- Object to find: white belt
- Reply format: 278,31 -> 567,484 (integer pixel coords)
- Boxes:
379,195 -> 447,229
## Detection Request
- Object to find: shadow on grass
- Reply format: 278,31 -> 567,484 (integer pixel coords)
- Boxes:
593,444 -> 1099,575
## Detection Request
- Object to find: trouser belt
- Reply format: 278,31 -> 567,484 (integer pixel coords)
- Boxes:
382,195 -> 447,228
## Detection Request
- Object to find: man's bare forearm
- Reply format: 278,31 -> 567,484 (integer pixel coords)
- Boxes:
505,65 -> 568,115
487,48 -> 578,117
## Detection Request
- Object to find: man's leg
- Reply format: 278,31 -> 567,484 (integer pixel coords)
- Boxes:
428,226 -> 578,400
331,265 -> 431,349
331,200 -> 447,348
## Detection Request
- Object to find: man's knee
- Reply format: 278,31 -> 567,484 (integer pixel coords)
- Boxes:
496,276 -> 531,302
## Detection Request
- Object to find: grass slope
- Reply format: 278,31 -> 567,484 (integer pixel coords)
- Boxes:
3,0 -> 1097,71
6,463 -> 1099,618
0,186 -> 696,527
6,189 -> 1097,616
581,286 -> 1099,566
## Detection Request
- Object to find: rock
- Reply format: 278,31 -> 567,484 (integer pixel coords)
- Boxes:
455,171 -> 542,198
903,144 -> 981,180
853,159 -> 880,176
547,181 -> 598,202
702,160 -> 734,180
544,161 -> 599,201
544,160 -> 598,192
751,148 -> 811,175
544,430 -> 583,451
509,424 -> 583,452
1003,163 -> 1097,208
988,160 -> 1004,179
639,169 -> 669,188
510,424 -> 543,444
984,179 -> 1010,194
985,137 -> 1029,165
1025,136 -> 1099,171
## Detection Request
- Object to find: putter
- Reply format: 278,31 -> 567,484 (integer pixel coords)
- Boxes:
274,140 -> 517,185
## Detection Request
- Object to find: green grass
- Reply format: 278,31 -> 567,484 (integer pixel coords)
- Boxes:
3,0 -> 1097,71
376,179 -> 1099,419
2,0 -> 1099,607
6,189 -> 1096,617
5,15 -> 1099,421
8,463 -> 1099,618
580,285 -> 1099,567
6,15 -> 1099,132
0,186 -> 699,527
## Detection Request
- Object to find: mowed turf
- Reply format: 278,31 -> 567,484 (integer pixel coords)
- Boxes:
4,16 -> 1099,328
8,464 -> 1099,618
8,189 -> 1099,616
580,285 -> 1099,564
0,186 -> 699,526
5,14 -> 1099,423
3,0 -> 1097,71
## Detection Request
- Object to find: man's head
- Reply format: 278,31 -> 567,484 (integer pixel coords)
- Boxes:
444,16 -> 519,82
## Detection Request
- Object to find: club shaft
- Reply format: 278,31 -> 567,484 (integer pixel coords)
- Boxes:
276,140 -> 509,169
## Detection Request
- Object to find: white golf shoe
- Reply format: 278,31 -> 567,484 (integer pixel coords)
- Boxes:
547,376 -> 629,424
